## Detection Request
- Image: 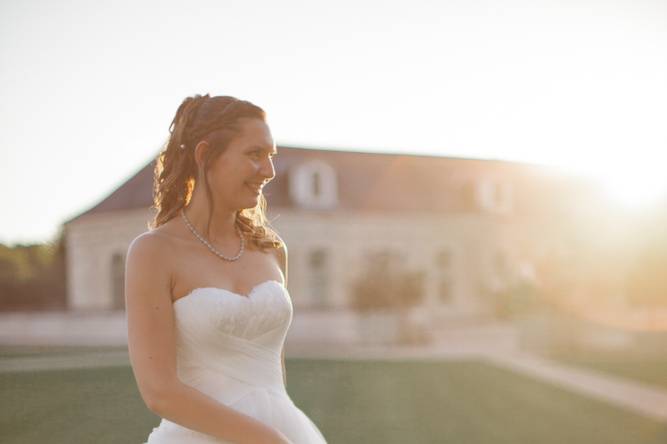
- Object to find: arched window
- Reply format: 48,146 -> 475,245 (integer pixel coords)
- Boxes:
312,171 -> 322,197
288,160 -> 338,209
435,247 -> 454,303
307,247 -> 330,308
479,180 -> 513,213
111,252 -> 125,310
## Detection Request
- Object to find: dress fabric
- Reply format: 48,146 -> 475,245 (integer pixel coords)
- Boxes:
143,280 -> 327,444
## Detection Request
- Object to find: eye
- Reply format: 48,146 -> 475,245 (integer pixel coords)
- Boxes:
249,150 -> 277,160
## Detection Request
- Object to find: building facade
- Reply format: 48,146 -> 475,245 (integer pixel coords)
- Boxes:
62,145 -> 579,344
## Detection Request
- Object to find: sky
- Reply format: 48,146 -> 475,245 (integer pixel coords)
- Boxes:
1,0 -> 666,245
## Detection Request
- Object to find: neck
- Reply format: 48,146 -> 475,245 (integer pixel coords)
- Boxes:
181,197 -> 238,244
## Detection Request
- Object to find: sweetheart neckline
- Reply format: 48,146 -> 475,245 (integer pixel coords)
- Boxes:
172,279 -> 284,306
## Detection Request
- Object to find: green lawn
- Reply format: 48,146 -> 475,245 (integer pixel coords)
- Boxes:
1,351 -> 666,443
546,348 -> 667,391
0,345 -> 125,359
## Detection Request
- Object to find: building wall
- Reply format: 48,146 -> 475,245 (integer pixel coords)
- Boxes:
266,209 -> 511,317
65,208 -> 153,311
65,205 -> 526,321
62,156 -> 554,345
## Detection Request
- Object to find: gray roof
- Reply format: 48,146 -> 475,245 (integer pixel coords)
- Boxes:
63,144 -> 566,225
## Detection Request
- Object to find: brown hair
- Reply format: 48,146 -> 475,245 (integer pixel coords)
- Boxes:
148,93 -> 282,252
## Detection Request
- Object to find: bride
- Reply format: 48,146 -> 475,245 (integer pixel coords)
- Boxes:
125,94 -> 328,443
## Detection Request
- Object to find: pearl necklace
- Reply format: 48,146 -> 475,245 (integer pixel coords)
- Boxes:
180,208 -> 245,262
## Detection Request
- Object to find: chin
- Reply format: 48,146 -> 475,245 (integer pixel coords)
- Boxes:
239,198 -> 259,210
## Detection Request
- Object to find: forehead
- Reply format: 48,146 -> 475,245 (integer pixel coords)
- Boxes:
233,118 -> 275,151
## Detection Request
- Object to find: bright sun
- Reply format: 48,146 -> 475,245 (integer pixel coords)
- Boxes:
584,162 -> 667,210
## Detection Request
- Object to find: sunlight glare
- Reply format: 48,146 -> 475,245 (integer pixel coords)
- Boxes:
573,160 -> 667,211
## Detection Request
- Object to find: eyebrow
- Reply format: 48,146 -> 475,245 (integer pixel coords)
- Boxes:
252,145 -> 278,154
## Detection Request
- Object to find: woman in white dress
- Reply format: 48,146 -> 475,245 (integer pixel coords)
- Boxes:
125,94 -> 328,443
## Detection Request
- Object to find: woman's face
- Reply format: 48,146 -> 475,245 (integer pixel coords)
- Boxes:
203,117 -> 277,211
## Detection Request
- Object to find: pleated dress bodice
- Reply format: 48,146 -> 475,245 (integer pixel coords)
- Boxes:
143,280 -> 327,444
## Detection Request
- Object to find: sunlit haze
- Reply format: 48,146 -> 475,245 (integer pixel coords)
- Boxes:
1,0 -> 665,244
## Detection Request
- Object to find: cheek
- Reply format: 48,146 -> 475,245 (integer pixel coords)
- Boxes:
204,171 -> 238,197
208,163 -> 242,184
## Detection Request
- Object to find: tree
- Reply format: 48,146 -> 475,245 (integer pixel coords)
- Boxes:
350,251 -> 429,344
0,229 -> 67,311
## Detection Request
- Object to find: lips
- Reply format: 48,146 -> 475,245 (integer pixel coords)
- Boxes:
246,183 -> 263,193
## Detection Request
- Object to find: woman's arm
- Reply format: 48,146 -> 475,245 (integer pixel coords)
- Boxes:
125,233 -> 290,444
274,239 -> 289,388
149,380 -> 290,444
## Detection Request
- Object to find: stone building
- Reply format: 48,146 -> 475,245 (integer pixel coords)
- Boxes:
62,145 -> 577,344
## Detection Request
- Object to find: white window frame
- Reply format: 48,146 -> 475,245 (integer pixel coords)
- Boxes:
477,180 -> 512,213
288,160 -> 338,209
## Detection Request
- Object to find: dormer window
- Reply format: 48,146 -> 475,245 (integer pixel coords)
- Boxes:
473,180 -> 512,213
312,170 -> 322,197
288,160 -> 338,209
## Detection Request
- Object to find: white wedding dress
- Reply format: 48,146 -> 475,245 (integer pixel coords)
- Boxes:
143,279 -> 327,443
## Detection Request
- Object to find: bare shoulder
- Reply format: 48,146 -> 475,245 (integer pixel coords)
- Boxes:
127,230 -> 173,266
273,233 -> 288,263
128,230 -> 165,251
127,222 -> 183,262
271,234 -> 288,286
125,230 -> 175,296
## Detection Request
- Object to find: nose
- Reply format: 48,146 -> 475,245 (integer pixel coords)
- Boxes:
259,157 -> 275,182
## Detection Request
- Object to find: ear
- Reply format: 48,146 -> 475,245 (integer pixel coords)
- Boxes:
194,140 -> 210,170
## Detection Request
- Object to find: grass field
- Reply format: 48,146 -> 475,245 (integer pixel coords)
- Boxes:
547,347 -> 667,391
1,348 -> 667,443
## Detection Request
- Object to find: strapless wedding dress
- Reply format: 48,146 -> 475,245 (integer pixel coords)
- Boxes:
143,279 -> 327,444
